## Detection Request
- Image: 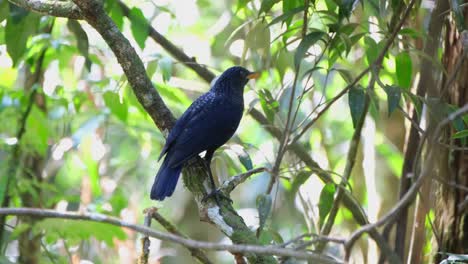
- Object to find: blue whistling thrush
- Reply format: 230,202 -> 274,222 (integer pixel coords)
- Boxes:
151,66 -> 259,201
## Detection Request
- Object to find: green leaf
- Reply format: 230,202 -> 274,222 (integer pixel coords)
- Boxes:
5,11 -> 40,66
364,36 -> 378,64
103,91 -> 128,122
245,21 -> 271,50
158,57 -> 173,83
446,105 -> 466,132
24,105 -> 49,156
258,89 -> 279,122
259,0 -> 279,15
282,0 -> 302,26
348,86 -> 366,128
256,194 -> 272,235
129,7 -> 148,49
237,149 -> 253,170
236,0 -> 251,12
290,171 -> 311,197
67,20 -> 91,71
318,183 -> 335,227
399,28 -> 423,39
384,85 -> 401,116
34,219 -> 126,246
395,52 -> 412,89
268,6 -> 304,26
294,31 -> 325,68
0,0 -> 9,23
452,130 -> 468,139
109,1 -> 124,30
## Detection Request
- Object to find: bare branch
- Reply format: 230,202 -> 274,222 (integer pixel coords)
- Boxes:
8,0 -> 82,19
0,207 -> 342,263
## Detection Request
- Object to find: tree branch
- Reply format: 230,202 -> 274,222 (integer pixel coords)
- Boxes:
0,207 -> 342,263
8,0 -> 82,19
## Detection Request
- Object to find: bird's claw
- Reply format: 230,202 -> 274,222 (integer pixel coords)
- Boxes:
202,189 -> 233,205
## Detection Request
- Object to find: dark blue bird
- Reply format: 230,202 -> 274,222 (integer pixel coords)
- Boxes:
151,66 -> 259,201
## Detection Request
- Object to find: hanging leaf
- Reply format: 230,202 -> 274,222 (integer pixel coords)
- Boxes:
67,20 -> 92,71
384,85 -> 401,116
158,57 -> 173,83
5,11 -> 40,66
395,52 -> 413,89
103,91 -> 128,122
129,7 -> 148,49
290,171 -> 311,197
348,86 -> 366,128
109,1 -> 124,30
364,36 -> 378,65
294,31 -> 325,69
256,194 -> 272,236
318,183 -> 335,227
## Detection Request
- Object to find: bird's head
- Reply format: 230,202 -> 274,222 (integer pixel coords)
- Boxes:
212,66 -> 259,94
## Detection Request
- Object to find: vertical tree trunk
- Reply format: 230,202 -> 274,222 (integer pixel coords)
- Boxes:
433,12 -> 468,262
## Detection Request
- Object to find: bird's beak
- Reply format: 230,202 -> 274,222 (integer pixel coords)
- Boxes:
246,72 -> 260,80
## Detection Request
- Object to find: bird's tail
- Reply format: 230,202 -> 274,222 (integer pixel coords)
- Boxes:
150,157 -> 183,200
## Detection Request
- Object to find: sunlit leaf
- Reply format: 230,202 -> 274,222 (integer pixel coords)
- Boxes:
395,52 -> 412,89
103,91 -> 128,122
318,183 -> 335,227
109,1 -> 124,30
5,11 -> 40,66
129,7 -> 148,49
348,86 -> 366,128
384,85 -> 401,116
0,0 -> 9,23
294,31 -> 325,68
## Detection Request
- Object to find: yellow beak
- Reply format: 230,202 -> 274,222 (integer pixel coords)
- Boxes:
246,72 -> 260,79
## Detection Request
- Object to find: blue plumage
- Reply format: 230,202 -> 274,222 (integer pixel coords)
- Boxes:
151,66 -> 258,201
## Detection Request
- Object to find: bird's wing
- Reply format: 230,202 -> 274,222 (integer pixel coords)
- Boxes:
165,96 -> 242,168
158,93 -> 214,160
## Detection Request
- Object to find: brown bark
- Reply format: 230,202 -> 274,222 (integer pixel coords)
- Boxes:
433,12 -> 468,261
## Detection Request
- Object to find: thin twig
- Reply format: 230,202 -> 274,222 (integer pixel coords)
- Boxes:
147,208 -> 213,264
220,167 -> 267,194
137,209 -> 152,264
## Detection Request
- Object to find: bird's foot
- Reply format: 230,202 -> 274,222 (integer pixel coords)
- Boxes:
202,189 -> 233,205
